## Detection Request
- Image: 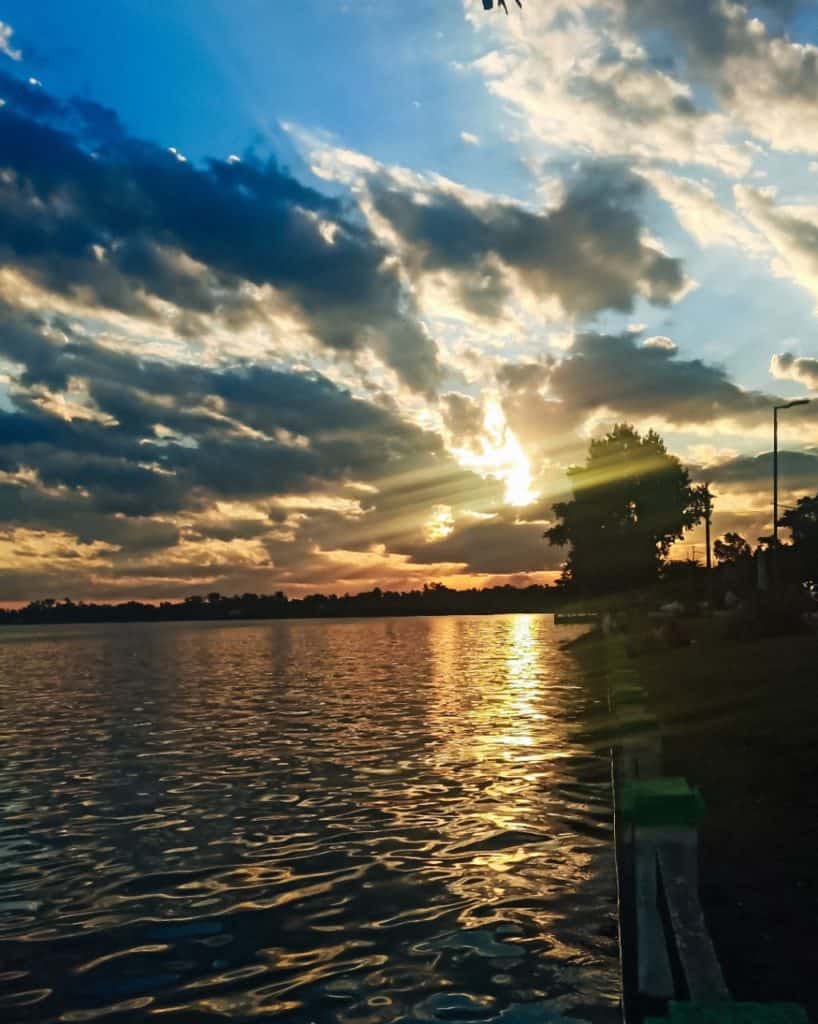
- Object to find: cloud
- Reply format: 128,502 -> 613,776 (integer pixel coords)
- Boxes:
368,162 -> 687,320
770,351 -> 818,391
699,448 -> 818,492
0,22 -> 21,62
460,131 -> 481,146
0,71 -> 441,394
641,168 -> 765,252
473,0 -> 818,175
545,330 -> 774,428
0,325 -> 447,516
623,0 -> 818,153
405,509 -> 562,575
301,138 -> 690,326
735,185 -> 818,303
493,329 -> 803,526
642,335 -> 677,351
469,2 -> 749,174
0,301 -> 512,598
496,360 -> 551,391
441,391 -> 485,449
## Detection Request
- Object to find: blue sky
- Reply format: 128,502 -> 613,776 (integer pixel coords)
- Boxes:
3,1 -> 518,185
1,1 -> 817,599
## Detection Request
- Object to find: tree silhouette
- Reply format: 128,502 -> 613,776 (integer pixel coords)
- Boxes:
780,493 -> 818,579
0,583 -> 566,626
544,423 -> 705,594
713,531 -> 752,567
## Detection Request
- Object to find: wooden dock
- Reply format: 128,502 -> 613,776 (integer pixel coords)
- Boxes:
553,611 -> 601,625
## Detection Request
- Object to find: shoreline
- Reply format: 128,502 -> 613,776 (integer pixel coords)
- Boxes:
574,620 -> 818,1014
0,607 -> 564,630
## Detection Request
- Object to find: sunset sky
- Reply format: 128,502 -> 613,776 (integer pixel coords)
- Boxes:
1,0 -> 818,601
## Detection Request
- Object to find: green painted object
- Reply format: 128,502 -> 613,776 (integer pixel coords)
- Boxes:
667,1002 -> 809,1024
618,777 -> 706,827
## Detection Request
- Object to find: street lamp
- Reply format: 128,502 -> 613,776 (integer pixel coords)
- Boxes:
773,399 -> 810,548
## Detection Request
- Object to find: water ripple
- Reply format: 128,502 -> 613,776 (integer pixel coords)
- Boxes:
0,614 -> 620,1022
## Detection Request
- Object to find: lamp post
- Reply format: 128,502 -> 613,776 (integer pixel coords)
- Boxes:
773,399 -> 810,549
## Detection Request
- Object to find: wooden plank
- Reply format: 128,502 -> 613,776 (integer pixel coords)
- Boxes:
657,841 -> 730,1001
634,833 -> 675,998
554,612 -> 601,624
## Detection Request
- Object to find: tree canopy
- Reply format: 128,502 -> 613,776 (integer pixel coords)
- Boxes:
714,531 -> 752,566
780,494 -> 818,579
545,423 -> 706,593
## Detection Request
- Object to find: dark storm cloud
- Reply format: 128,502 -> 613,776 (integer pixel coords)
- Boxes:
546,331 -> 775,425
404,512 -> 562,575
368,163 -> 687,319
495,332 -> 789,482
0,326 -> 445,518
0,481 -> 180,552
0,71 -> 441,393
0,305 -> 504,598
700,449 -> 818,490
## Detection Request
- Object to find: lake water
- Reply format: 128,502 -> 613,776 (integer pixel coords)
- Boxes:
0,614 -> 620,1023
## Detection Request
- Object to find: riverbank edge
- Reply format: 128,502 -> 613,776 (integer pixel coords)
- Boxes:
570,621 -> 818,1018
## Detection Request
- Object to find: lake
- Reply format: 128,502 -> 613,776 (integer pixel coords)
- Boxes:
0,614 -> 620,1023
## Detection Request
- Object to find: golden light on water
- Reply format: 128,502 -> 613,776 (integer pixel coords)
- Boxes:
428,614 -> 551,770
499,614 -> 543,751
422,615 -> 596,907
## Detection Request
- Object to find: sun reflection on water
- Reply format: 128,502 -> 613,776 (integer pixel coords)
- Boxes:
422,615 -> 598,922
0,616 -> 619,1022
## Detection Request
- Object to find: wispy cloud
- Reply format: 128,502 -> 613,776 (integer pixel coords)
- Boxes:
0,22 -> 21,62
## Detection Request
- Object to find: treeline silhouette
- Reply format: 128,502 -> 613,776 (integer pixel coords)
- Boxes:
1,583 -> 565,626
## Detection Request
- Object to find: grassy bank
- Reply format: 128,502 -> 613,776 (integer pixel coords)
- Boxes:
576,619 -> 818,1014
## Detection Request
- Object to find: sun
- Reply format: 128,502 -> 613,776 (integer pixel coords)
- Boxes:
451,397 -> 537,508
503,442 -> 537,507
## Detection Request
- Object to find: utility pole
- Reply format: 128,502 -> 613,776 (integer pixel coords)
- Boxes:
704,483 -> 712,572
772,399 -> 810,586
773,399 -> 809,546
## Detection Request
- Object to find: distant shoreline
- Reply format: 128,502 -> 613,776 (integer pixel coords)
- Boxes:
0,584 -> 566,627
0,602 -> 565,626
0,608 -> 568,629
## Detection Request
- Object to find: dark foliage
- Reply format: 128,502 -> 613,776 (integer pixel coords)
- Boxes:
545,423 -> 706,594
713,531 -> 752,566
780,493 -> 818,581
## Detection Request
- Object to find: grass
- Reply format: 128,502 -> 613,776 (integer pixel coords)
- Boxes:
575,618 -> 818,1013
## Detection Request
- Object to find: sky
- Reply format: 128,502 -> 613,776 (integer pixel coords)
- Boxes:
1,0 -> 818,602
